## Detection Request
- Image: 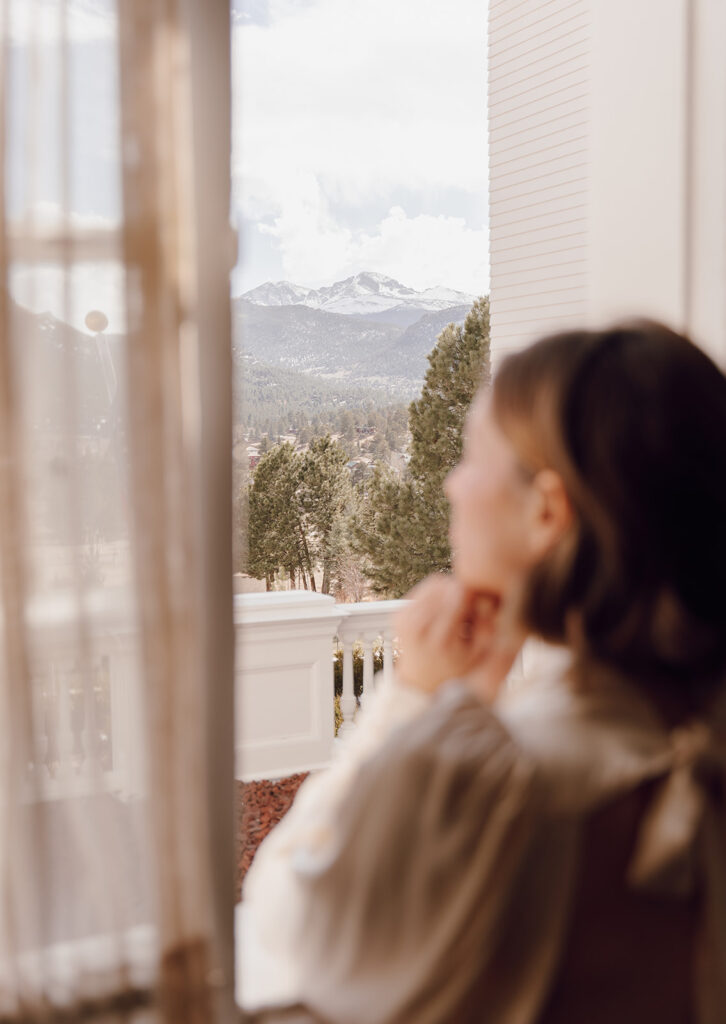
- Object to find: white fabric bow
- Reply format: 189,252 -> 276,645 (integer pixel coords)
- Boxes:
628,719 -> 725,897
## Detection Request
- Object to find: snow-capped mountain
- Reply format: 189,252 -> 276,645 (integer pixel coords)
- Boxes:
242,281 -> 314,306
241,272 -> 476,318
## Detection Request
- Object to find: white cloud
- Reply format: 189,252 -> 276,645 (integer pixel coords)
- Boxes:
356,207 -> 488,295
234,0 -> 487,194
261,203 -> 489,295
233,0 -> 488,289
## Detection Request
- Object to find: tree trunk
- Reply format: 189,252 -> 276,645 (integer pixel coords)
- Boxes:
322,560 -> 330,595
297,525 -> 316,592
289,569 -> 296,589
295,552 -> 308,590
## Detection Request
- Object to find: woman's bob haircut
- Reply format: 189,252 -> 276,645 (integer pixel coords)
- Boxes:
492,319 -> 726,699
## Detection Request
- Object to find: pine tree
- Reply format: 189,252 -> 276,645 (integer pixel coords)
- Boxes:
247,443 -> 314,590
408,296 -> 491,488
232,456 -> 249,574
352,297 -> 491,596
300,435 -> 352,594
328,513 -> 367,602
246,436 -> 354,593
351,464 -> 425,596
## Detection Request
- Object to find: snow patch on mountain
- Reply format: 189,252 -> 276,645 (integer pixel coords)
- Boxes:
242,281 -> 313,306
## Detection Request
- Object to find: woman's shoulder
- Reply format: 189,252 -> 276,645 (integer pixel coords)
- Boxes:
367,654 -> 663,822
370,637 -> 684,822
364,679 -> 540,816
495,642 -> 686,814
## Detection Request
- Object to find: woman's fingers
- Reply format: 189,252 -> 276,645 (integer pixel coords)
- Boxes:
394,575 -> 504,694
455,604 -> 498,673
473,591 -> 501,619
435,582 -> 476,646
396,575 -> 450,642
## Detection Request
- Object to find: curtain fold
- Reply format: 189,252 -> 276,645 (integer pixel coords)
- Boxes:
0,1 -> 235,1019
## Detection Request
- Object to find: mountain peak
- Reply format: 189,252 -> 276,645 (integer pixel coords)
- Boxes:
241,272 -> 475,317
242,281 -> 312,307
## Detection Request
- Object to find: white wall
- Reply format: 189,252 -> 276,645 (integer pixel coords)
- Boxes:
488,0 -> 592,366
687,0 -> 726,364
590,0 -> 726,361
589,0 -> 688,328
489,0 -> 726,366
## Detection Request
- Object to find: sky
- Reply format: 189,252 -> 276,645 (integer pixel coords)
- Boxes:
8,0 -> 489,331
233,0 -> 489,296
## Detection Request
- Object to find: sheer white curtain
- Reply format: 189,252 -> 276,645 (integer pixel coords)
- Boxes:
0,1 -> 235,1020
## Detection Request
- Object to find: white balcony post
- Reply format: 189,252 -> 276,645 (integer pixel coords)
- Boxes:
358,633 -> 374,711
337,600 -> 407,715
339,636 -> 356,738
382,628 -> 395,688
235,592 -> 344,779
56,663 -> 74,779
44,662 -> 62,778
109,638 -> 146,799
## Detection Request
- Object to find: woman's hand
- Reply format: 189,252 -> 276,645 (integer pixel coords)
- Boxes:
393,574 -> 505,697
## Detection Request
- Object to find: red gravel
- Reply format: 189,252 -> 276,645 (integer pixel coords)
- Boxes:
235,772 -> 309,901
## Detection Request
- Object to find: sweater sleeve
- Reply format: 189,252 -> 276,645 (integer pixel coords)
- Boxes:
289,682 -> 547,1024
241,676 -> 432,1008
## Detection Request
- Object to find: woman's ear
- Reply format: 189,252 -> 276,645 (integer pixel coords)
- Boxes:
528,469 -> 573,561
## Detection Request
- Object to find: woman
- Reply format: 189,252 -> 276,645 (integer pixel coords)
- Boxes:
244,320 -> 726,1024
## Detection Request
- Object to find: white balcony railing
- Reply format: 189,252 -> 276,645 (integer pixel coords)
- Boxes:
235,592 -> 404,781
24,589 -> 406,795
24,588 -> 530,794
335,599 -> 401,737
13,589 -> 145,801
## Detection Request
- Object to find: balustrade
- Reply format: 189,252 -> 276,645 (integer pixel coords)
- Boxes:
333,600 -> 403,739
234,592 -> 405,780
21,591 -> 407,792
14,590 -> 144,800
11,589 -> 409,795
19,590 -> 533,792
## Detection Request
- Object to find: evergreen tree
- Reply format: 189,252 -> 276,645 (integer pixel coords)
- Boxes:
328,513 -> 367,602
338,409 -> 356,442
352,297 -> 491,596
246,436 -> 354,593
232,457 -> 249,574
351,464 -> 424,596
247,443 -> 314,590
300,436 -> 352,594
408,296 -> 491,486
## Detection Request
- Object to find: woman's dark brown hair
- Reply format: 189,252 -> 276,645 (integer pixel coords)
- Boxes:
492,319 -> 726,698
